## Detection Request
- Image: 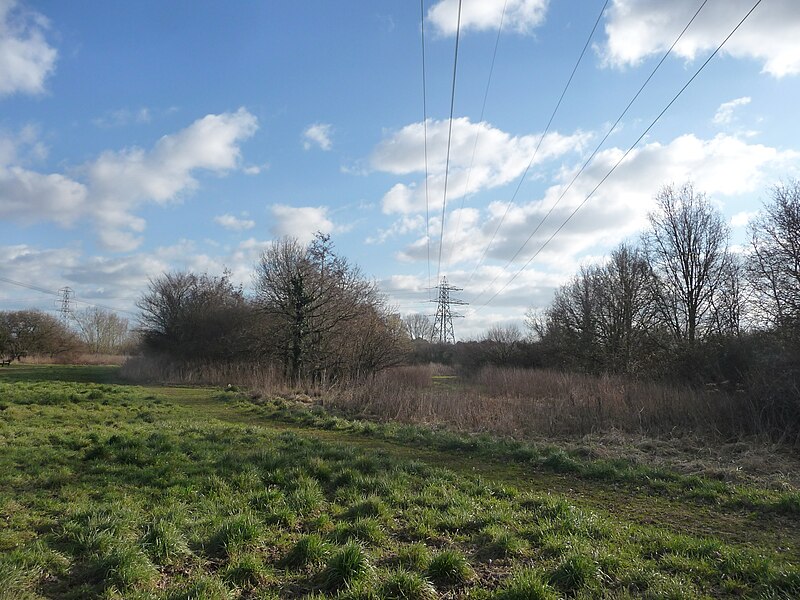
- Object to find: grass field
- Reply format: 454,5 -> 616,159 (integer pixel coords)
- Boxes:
1,365 -> 798,599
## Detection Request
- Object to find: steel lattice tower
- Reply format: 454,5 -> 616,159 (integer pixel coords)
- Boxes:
430,276 -> 468,344
58,287 -> 73,324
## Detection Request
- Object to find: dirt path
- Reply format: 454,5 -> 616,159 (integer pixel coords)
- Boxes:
160,386 -> 800,563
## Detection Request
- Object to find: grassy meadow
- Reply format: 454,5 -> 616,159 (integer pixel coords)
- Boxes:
1,364 -> 799,599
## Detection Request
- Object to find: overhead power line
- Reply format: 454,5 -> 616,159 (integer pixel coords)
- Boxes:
420,0 -> 432,298
466,0 -> 610,286
0,275 -> 139,318
435,0 -> 463,283
475,0 -> 764,311
471,0 -> 710,304
444,0 -> 509,271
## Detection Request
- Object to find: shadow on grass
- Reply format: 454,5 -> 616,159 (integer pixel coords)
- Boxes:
0,364 -> 122,384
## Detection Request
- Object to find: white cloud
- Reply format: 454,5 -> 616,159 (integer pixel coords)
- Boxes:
302,123 -> 333,151
601,0 -> 800,77
372,117 -> 591,214
85,108 -> 258,251
713,96 -> 751,126
428,0 -> 549,36
0,166 -> 86,226
243,162 -> 269,175
0,0 -> 57,96
92,107 -> 152,128
730,210 -> 757,228
214,214 -> 256,231
396,133 -> 798,278
0,109 -> 259,252
270,204 -> 335,244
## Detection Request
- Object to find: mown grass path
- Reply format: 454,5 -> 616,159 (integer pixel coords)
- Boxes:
1,364 -> 798,599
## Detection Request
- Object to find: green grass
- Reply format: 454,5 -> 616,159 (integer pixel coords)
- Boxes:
0,364 -> 798,598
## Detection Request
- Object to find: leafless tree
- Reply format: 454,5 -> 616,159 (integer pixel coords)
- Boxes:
747,180 -> 800,335
137,271 -> 255,361
0,310 -> 79,360
73,307 -> 130,354
481,324 -> 523,365
594,244 -> 658,372
403,313 -> 433,341
254,234 -> 406,380
643,183 -> 731,346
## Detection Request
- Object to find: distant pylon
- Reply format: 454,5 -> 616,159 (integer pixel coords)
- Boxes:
430,276 -> 468,344
58,287 -> 73,324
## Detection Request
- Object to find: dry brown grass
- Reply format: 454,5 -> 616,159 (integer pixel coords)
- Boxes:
19,353 -> 129,366
120,357 -> 800,487
327,365 -> 758,438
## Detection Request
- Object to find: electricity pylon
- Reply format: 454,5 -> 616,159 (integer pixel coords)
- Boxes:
58,287 -> 73,324
430,276 -> 468,344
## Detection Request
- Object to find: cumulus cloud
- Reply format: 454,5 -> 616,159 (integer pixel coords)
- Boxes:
601,0 -> 800,77
0,167 -> 87,226
713,96 -> 751,126
428,0 -> 549,36
0,109 -> 259,252
372,117 -> 591,214
270,204 -> 335,244
214,214 -> 256,231
0,0 -> 57,96
396,133 -> 798,280
302,123 -> 333,151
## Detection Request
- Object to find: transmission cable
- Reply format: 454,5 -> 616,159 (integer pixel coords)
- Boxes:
471,0 -> 710,303
434,0 -> 463,284
475,0 -> 764,310
420,0 -> 432,298
0,275 -> 139,317
465,0 -> 610,286
444,0 -> 508,272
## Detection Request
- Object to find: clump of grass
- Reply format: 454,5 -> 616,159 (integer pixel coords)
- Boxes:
494,568 -> 559,600
475,525 -> 528,559
141,518 -> 190,565
379,569 -> 437,600
207,514 -> 262,557
331,517 -> 386,546
287,476 -> 326,514
427,549 -> 473,585
549,553 -> 601,594
164,574 -> 231,600
321,542 -> 374,591
86,544 -> 158,592
221,553 -> 272,587
283,533 -> 331,568
345,496 -> 389,520
396,543 -> 432,572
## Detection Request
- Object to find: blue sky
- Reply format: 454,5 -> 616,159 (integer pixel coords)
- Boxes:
1,0 -> 799,337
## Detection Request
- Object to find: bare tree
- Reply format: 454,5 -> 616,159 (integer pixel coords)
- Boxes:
254,234 -> 405,380
0,310 -> 79,360
594,244 -> 658,372
137,271 -> 255,361
643,183 -> 731,346
403,313 -> 433,341
482,324 -> 523,365
747,180 -> 800,334
73,307 -> 130,354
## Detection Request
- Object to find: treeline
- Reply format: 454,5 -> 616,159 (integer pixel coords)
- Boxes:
135,234 -> 408,381
0,307 -> 133,362
407,181 -> 800,437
